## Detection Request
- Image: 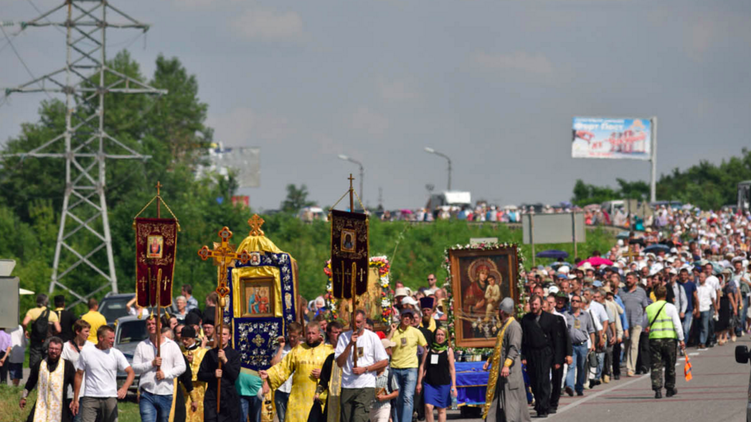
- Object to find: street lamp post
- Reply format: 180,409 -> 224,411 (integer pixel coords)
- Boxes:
424,147 -> 452,191
338,154 -> 364,209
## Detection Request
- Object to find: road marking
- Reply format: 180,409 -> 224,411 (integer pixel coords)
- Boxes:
551,374 -> 650,417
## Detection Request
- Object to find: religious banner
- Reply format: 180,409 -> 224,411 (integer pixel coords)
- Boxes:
135,218 -> 178,307
330,209 -> 369,299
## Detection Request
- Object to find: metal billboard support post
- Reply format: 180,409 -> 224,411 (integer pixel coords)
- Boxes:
3,1 -> 167,309
650,116 -> 658,203
529,213 -> 536,268
571,212 -> 578,260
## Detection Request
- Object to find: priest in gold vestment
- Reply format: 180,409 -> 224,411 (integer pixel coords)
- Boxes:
483,298 -> 530,422
261,322 -> 333,422
181,326 -> 208,422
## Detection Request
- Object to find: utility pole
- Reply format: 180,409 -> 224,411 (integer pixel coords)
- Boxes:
2,1 -> 166,308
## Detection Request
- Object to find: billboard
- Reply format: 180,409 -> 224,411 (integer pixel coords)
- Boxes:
572,117 -> 652,160
522,213 -> 586,245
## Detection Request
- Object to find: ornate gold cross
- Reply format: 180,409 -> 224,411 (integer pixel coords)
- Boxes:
623,246 -> 640,264
197,226 -> 250,413
198,226 -> 251,298
248,214 -> 265,237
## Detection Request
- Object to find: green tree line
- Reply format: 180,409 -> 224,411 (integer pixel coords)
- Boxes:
572,148 -> 751,209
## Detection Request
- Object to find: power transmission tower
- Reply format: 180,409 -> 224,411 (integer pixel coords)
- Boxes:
3,1 -> 166,308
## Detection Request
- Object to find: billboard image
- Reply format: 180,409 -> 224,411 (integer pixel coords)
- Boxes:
572,117 -> 651,160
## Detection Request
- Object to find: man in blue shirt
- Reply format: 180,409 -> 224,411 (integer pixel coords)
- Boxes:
678,268 -> 699,346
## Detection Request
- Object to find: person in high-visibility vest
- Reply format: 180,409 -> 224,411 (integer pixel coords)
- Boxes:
645,285 -> 685,399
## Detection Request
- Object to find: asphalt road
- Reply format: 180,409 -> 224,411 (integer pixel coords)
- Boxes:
17,335 -> 750,421
445,336 -> 750,422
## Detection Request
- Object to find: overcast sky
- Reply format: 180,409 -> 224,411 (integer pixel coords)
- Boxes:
2,0 -> 750,211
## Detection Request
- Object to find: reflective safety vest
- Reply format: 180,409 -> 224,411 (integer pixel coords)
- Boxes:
646,300 -> 676,339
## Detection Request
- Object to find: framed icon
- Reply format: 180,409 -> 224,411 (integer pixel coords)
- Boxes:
147,235 -> 164,259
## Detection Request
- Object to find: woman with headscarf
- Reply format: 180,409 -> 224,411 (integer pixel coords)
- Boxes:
416,327 -> 456,422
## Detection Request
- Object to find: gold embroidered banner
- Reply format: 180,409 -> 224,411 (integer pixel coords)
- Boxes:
135,218 -> 178,307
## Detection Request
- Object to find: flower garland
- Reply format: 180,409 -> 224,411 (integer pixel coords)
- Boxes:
324,255 -> 393,324
442,242 -> 527,353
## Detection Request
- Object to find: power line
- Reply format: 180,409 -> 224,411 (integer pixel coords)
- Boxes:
0,25 -> 54,101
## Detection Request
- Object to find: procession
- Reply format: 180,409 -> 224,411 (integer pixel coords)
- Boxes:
2,1 -> 751,422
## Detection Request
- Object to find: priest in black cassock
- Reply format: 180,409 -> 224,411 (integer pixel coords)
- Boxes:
197,325 -> 241,422
19,337 -> 76,422
520,295 -> 562,419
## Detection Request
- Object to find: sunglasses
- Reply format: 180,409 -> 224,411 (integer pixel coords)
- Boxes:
571,299 -> 582,303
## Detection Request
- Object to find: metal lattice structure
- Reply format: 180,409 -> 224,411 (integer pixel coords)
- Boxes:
4,0 -> 166,308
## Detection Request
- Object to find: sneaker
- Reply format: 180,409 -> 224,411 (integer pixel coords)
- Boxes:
602,375 -> 610,384
565,386 -> 574,397
627,371 -> 635,377
666,388 -> 677,397
576,391 -> 584,396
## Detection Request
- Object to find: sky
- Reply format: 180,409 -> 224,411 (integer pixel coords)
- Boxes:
2,0 -> 750,211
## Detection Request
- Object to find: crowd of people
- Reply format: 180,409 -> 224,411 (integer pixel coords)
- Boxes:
6,206 -> 751,422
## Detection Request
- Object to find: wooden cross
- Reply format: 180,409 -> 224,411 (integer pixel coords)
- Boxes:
155,181 -> 162,196
197,226 -> 250,413
248,214 -> 265,237
623,246 -> 640,264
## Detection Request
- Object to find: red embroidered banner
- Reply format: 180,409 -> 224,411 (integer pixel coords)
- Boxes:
135,218 -> 178,307
330,210 -> 369,299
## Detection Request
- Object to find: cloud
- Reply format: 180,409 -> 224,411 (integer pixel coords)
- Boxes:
472,51 -> 554,75
378,77 -> 418,101
351,107 -> 389,136
207,107 -> 293,146
230,8 -> 303,41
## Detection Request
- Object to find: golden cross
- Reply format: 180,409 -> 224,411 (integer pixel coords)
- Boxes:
348,174 -> 355,185
155,181 -> 162,196
197,226 -> 250,413
623,246 -> 640,264
197,227 -> 251,299
248,214 -> 265,237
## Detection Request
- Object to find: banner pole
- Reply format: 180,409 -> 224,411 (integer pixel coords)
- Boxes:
650,117 -> 658,203
572,212 -> 578,260
348,174 -> 358,368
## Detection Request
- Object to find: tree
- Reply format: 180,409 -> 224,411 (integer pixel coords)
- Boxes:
573,148 -> 751,210
280,184 -> 316,214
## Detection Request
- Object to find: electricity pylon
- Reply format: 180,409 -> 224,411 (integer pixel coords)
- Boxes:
3,0 -> 167,308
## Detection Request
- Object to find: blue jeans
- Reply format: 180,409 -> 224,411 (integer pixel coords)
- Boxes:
274,390 -> 290,422
595,351 -> 605,379
139,390 -> 173,422
241,395 -> 263,422
682,312 -> 694,343
566,343 -> 589,393
699,311 -> 711,345
392,368 -> 418,422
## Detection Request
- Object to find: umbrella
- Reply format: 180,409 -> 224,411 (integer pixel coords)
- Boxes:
616,231 -> 631,240
578,257 -> 613,267
643,244 -> 670,254
550,262 -> 572,270
536,250 -> 569,260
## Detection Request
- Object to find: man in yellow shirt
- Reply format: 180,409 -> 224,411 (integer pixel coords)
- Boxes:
22,294 -> 62,369
389,308 -> 427,422
80,298 -> 107,344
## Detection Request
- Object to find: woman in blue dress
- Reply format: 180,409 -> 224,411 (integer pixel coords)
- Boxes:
416,327 -> 457,422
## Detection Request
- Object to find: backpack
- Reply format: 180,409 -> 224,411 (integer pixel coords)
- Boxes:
31,309 -> 50,345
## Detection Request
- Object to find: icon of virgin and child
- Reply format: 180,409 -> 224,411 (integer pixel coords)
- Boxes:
462,258 -> 504,324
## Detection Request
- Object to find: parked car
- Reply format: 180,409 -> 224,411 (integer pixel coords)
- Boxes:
735,345 -> 751,421
115,315 -> 147,391
99,293 -> 136,325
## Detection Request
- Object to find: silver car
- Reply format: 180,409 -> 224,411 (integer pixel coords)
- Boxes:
115,315 -> 148,391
